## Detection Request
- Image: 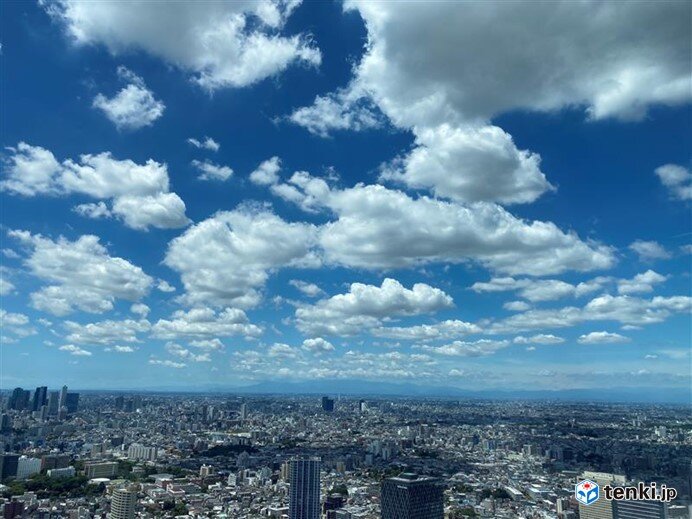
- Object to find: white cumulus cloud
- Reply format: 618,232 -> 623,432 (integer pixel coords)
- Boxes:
2,143 -> 189,230
10,230 -> 153,316
93,66 -> 165,130
45,0 -> 321,90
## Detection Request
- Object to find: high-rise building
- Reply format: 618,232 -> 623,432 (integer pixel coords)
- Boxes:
114,395 -> 124,411
58,385 -> 68,410
0,454 -> 19,481
615,498 -> 669,518
289,457 -> 321,519
109,487 -> 137,519
31,386 -> 47,411
65,393 -> 80,413
0,414 -> 11,432
240,403 -> 248,420
381,473 -> 444,519
16,457 -> 41,480
47,391 -> 60,415
578,472 -> 626,519
127,444 -> 157,461
321,396 -> 334,413
8,388 -> 30,411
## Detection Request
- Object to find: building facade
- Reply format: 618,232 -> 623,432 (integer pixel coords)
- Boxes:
381,473 -> 444,519
109,487 -> 137,519
289,457 -> 321,519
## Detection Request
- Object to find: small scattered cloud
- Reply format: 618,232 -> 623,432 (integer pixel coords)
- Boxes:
629,240 -> 671,261
191,159 -> 233,181
187,136 -> 220,152
578,331 -> 630,344
93,66 -> 165,130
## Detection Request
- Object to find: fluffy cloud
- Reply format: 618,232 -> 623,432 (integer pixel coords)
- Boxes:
73,201 -> 112,219
380,124 -> 553,205
2,143 -> 189,230
157,280 -> 176,293
345,1 -> 690,127
492,294 -> 691,333
288,83 -> 383,137
189,338 -> 224,351
472,276 -> 607,302
60,344 -> 92,356
292,2 -> 689,207
64,318 -> 150,345
111,193 -> 190,230
617,270 -> 667,295
295,278 -> 453,336
629,240 -> 671,261
289,279 -> 324,298
130,303 -> 150,318
165,342 -> 211,362
58,151 -> 170,197
164,208 -> 319,308
191,160 -> 233,181
45,0 -> 321,90
578,331 -> 630,344
187,136 -> 220,152
318,184 -> 614,275
0,268 -> 15,296
0,309 -> 36,338
372,320 -> 480,341
268,343 -> 298,358
255,173 -> 614,275
151,307 -> 261,340
513,334 -> 565,345
503,301 -> 531,312
301,337 -> 335,355
10,230 -> 152,316
423,339 -> 510,357
93,67 -> 165,130
0,142 -> 61,196
655,164 -> 692,201
249,156 -> 281,186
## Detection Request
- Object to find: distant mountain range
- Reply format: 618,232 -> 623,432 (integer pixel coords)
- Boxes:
83,379 -> 691,404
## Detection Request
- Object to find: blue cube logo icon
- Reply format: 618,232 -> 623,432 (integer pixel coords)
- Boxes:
575,480 -> 600,506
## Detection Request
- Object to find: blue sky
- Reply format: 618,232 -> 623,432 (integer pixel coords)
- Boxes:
1,0 -> 690,396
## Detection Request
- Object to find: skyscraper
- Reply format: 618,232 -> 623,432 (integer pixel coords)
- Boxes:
0,454 -> 19,481
289,457 -> 321,519
31,386 -> 47,411
47,391 -> 60,415
65,393 -> 80,413
58,385 -> 68,410
8,388 -> 30,411
240,403 -> 248,420
109,487 -> 137,519
381,473 -> 444,519
321,396 -> 334,413
614,499 -> 668,518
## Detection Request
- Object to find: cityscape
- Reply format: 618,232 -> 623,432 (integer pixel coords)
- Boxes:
0,386 -> 690,518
